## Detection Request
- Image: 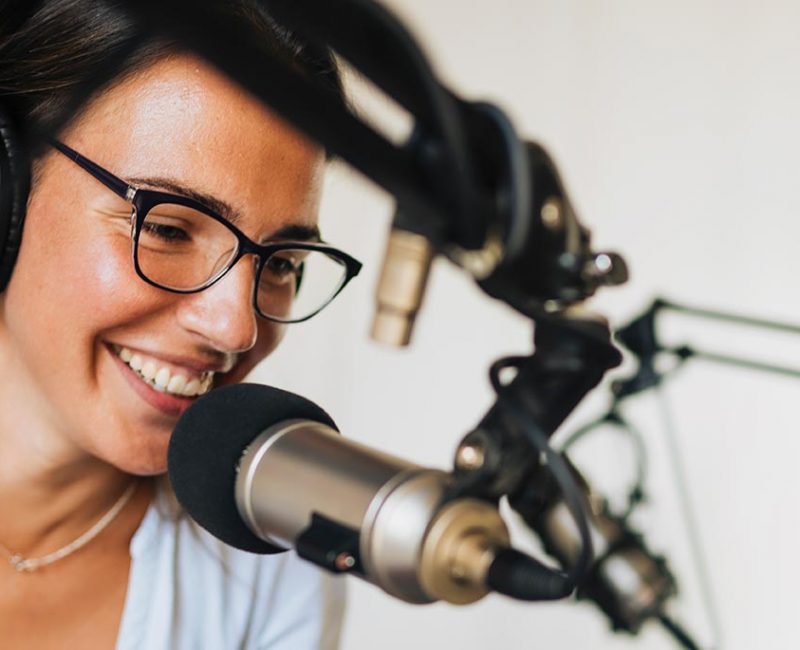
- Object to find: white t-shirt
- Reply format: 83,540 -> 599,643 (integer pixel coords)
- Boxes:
115,481 -> 346,650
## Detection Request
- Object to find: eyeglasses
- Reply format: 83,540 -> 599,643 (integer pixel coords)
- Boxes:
49,141 -> 361,323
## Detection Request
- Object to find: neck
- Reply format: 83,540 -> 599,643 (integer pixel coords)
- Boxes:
0,449 -> 142,557
0,373 -> 144,557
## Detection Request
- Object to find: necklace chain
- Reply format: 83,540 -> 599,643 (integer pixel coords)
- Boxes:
0,482 -> 138,573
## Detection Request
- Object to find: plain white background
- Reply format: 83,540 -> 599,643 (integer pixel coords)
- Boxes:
252,2 -> 800,648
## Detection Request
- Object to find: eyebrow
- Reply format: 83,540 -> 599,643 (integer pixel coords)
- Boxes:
128,176 -> 241,224
268,224 -> 322,242
127,175 -> 321,243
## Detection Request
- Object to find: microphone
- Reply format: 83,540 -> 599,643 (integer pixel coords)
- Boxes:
167,383 -> 517,605
525,465 -> 681,635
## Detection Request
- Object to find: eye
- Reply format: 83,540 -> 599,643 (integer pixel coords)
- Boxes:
261,253 -> 302,286
141,221 -> 190,242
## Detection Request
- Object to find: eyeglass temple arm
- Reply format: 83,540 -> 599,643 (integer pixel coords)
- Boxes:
49,140 -> 136,201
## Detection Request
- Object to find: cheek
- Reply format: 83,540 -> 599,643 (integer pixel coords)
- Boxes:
3,197 -> 147,382
11,226 -> 133,333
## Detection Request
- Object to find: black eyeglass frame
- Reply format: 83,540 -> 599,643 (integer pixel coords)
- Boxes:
49,140 -> 362,323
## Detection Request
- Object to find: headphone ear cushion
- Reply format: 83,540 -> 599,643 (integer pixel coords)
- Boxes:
0,105 -> 31,293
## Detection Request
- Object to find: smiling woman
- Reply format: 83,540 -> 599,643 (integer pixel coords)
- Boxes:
0,1 -> 353,648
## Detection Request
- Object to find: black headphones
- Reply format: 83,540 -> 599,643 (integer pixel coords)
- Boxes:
0,104 -> 31,293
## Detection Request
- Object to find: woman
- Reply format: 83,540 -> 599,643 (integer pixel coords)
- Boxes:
0,1 -> 357,648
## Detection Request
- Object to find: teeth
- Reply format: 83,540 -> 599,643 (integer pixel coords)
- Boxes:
141,361 -> 157,381
167,375 -> 186,395
183,379 -> 201,396
154,368 -> 170,389
115,347 -> 214,397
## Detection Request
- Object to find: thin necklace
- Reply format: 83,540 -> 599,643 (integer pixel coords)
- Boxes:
0,481 -> 138,573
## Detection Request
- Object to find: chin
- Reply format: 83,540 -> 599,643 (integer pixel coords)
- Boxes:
98,430 -> 172,477
118,456 -> 169,477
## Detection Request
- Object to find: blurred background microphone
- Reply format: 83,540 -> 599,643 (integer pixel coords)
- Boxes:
522,462 -> 698,649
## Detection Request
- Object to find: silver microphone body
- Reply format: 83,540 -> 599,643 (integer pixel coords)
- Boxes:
235,419 -> 508,604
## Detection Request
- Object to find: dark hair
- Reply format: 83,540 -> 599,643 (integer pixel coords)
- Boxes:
0,0 -> 342,149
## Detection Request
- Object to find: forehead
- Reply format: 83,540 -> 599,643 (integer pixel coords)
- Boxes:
62,53 -> 324,234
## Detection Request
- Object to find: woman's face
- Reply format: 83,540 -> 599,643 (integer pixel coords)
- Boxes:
0,54 -> 324,475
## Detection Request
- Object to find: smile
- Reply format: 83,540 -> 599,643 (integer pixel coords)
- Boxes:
113,346 -> 214,398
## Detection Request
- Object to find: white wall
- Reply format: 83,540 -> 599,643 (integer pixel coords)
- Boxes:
252,2 -> 800,648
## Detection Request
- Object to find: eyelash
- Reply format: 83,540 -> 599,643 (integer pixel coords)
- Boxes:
263,255 -> 301,277
142,221 -> 190,242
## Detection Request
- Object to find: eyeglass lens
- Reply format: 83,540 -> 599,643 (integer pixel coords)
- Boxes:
135,201 -> 348,322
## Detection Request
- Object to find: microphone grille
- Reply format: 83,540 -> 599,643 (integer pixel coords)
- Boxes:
167,383 -> 337,553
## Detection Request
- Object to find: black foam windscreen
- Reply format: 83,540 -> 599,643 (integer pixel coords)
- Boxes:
167,382 -> 338,554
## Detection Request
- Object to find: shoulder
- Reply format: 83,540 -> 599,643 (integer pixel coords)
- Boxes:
118,479 -> 346,650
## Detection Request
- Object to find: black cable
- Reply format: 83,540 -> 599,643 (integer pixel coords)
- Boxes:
507,400 -> 593,593
486,547 -> 574,601
658,613 -> 702,650
482,356 -> 596,599
494,400 -> 593,597
489,356 -> 594,590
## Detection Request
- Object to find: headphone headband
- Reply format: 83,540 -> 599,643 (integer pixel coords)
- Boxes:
0,104 -> 31,292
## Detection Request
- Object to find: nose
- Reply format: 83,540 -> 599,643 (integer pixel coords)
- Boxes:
176,255 -> 259,353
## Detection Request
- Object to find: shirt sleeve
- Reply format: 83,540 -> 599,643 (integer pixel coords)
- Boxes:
253,550 -> 347,650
